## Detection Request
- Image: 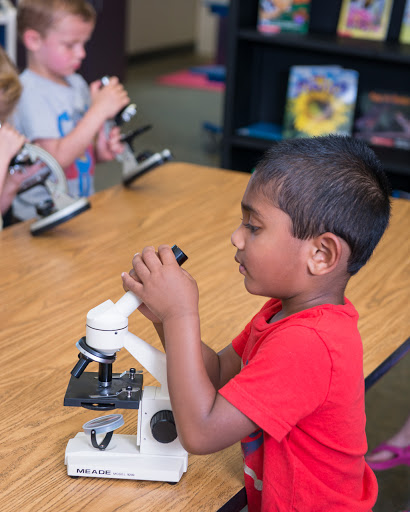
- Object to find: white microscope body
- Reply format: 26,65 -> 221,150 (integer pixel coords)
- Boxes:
65,249 -> 188,483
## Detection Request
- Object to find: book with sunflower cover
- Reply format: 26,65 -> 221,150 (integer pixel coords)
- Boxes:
257,0 -> 311,34
282,65 -> 359,139
337,0 -> 393,41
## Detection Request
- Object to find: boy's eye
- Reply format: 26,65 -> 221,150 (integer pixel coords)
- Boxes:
245,223 -> 259,233
241,218 -> 259,233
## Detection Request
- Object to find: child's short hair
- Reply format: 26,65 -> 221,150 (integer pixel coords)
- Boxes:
18,0 -> 96,39
250,135 -> 391,275
0,47 -> 22,122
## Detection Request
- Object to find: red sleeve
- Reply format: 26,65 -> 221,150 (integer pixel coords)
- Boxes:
231,321 -> 251,358
232,299 -> 277,357
220,325 -> 332,442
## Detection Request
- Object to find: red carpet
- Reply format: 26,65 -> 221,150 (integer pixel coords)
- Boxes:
156,70 -> 225,92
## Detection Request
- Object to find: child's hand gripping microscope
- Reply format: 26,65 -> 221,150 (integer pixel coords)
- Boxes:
64,245 -> 188,483
9,143 -> 90,235
101,76 -> 172,185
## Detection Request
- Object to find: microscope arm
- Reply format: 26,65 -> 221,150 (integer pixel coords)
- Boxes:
123,331 -> 168,397
115,292 -> 168,395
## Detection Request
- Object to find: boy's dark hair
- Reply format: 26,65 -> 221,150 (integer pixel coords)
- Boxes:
18,0 -> 96,39
251,135 -> 391,275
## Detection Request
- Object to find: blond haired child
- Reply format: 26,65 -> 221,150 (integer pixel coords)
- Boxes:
0,47 -> 38,229
12,0 -> 130,220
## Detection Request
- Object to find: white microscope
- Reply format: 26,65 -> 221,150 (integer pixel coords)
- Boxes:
9,143 -> 90,235
100,76 -> 172,185
64,245 -> 189,483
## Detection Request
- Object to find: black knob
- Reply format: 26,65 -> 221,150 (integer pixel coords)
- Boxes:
36,199 -> 54,217
150,410 -> 177,444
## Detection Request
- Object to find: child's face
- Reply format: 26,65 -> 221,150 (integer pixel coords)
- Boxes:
34,14 -> 94,81
231,183 -> 311,299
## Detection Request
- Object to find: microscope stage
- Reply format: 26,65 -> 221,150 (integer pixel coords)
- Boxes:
64,371 -> 143,410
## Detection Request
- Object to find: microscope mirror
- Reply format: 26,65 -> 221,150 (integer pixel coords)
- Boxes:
83,414 -> 125,451
83,414 -> 124,435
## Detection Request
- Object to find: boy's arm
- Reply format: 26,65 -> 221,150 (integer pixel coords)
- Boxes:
122,245 -> 258,454
34,78 -> 129,169
163,315 -> 258,454
153,321 -> 241,390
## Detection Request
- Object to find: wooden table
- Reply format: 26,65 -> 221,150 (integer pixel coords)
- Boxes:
0,162 -> 409,511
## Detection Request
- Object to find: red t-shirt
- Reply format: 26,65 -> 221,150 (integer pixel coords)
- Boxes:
219,298 -> 377,512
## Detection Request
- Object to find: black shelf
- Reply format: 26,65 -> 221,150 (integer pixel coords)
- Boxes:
221,0 -> 410,190
230,135 -> 272,151
238,30 -> 410,65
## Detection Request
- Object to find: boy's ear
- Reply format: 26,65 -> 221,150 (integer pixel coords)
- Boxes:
307,232 -> 343,276
22,29 -> 43,52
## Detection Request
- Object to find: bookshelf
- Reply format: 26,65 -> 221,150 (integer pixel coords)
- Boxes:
221,0 -> 410,190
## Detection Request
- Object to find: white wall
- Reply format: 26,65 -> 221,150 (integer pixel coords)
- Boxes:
125,0 -> 196,55
195,2 -> 218,57
125,0 -> 218,58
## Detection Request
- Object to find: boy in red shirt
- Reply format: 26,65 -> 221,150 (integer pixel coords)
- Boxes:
122,135 -> 391,511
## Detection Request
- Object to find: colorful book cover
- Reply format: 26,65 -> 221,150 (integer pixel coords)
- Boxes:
354,91 -> 410,149
399,0 -> 410,44
257,0 -> 311,34
337,0 -> 393,41
282,66 -> 359,139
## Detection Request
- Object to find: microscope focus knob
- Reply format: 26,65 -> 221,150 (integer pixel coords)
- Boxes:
150,410 -> 177,444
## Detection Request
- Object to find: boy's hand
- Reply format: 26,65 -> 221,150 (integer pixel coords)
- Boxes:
3,161 -> 41,190
89,76 -> 130,122
122,245 -> 199,324
0,162 -> 42,214
122,266 -> 162,324
95,125 -> 124,161
107,126 -> 125,156
0,123 -> 26,164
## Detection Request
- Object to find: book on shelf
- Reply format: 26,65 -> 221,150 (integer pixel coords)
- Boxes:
236,122 -> 283,141
354,91 -> 410,150
257,0 -> 311,34
399,0 -> 410,44
337,0 -> 393,41
282,65 -> 359,139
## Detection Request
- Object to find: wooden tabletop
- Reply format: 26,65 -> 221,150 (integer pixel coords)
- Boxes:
0,162 -> 409,511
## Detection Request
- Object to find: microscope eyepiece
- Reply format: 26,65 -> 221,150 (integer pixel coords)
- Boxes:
171,245 -> 188,266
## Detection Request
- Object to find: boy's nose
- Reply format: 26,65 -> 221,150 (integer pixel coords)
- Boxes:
76,45 -> 86,60
231,225 -> 244,249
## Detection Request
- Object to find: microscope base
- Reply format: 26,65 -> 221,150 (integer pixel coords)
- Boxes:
30,197 -> 91,235
122,149 -> 172,185
65,432 -> 188,483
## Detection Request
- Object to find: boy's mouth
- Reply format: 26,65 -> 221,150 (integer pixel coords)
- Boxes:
235,255 -> 246,274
